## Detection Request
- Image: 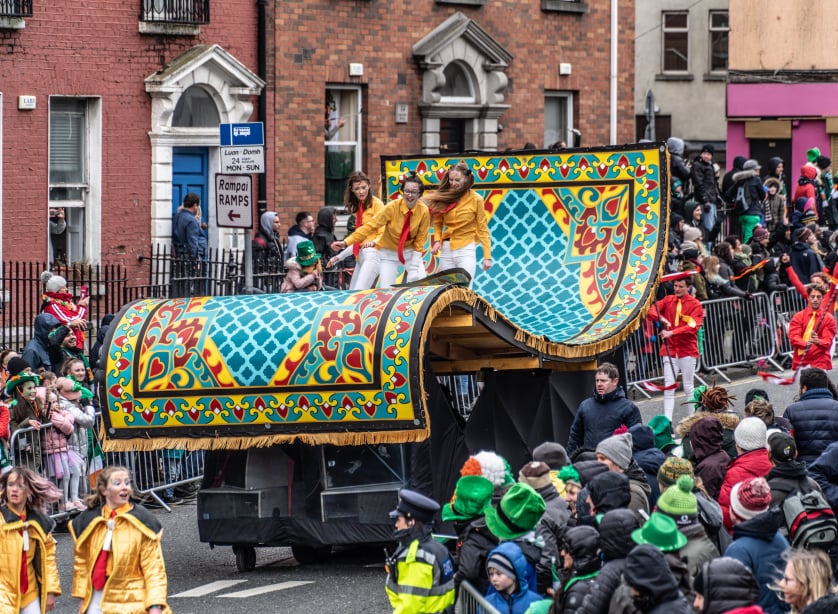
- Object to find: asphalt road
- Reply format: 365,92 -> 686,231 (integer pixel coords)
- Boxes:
44,365 -> 803,613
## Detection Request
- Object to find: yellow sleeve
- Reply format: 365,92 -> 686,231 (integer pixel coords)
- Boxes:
42,534 -> 62,596
473,193 -> 491,260
140,532 -> 169,611
70,528 -> 91,600
432,214 -> 443,244
412,206 -> 431,252
345,203 -> 394,246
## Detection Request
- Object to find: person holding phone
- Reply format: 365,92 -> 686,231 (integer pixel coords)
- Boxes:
48,207 -> 66,266
39,272 -> 88,346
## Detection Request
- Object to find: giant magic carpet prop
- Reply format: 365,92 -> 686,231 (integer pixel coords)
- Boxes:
102,142 -> 669,451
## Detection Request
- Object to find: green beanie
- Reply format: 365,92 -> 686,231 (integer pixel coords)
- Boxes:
657,456 -> 694,490
558,465 -> 581,487
807,147 -> 821,163
656,475 -> 697,525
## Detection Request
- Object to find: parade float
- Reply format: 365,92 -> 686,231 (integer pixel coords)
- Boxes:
101,142 -> 668,570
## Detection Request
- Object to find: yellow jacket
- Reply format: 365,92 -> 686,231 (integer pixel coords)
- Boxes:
432,190 -> 491,259
0,506 -> 61,614
69,504 -> 171,614
345,198 -> 430,253
348,196 -> 385,239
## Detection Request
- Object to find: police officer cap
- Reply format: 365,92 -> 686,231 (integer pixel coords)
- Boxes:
389,489 -> 440,523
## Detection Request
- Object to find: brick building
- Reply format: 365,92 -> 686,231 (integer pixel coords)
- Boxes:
269,0 -> 635,221
0,0 -> 263,277
0,0 -> 634,274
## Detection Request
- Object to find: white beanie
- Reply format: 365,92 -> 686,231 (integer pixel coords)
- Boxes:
734,417 -> 767,452
41,271 -> 67,294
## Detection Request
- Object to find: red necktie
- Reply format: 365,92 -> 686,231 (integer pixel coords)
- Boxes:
432,200 -> 459,217
397,210 -> 413,265
353,207 -> 364,257
92,510 -> 117,591
19,511 -> 27,594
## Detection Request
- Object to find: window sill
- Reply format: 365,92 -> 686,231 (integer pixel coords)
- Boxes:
703,72 -> 727,82
435,0 -> 486,5
542,0 -> 588,13
139,21 -> 200,36
655,73 -> 694,82
0,16 -> 25,29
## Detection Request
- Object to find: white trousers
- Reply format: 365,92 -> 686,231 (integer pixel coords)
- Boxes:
84,590 -> 104,614
662,355 -> 697,420
349,246 -> 380,290
379,248 -> 426,287
439,242 -> 477,286
20,598 -> 40,614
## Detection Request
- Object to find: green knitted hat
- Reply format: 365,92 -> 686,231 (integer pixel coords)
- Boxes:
656,475 -> 698,524
558,465 -> 581,488
441,475 -> 494,522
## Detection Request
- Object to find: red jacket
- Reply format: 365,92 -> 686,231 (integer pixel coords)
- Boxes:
647,294 -> 704,358
788,305 -> 836,370
719,448 -> 773,530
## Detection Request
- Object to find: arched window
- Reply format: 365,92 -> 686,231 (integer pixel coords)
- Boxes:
440,63 -> 475,103
172,86 -> 220,127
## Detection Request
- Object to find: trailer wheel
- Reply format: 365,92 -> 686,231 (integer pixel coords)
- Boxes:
291,545 -> 331,564
234,546 -> 257,572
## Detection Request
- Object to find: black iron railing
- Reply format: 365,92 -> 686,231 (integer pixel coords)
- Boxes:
140,0 -> 209,25
0,0 -> 33,18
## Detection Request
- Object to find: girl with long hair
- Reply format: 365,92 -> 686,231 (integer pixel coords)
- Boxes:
424,162 -> 492,285
0,466 -> 62,613
774,549 -> 837,613
331,171 -> 384,289
69,465 -> 170,614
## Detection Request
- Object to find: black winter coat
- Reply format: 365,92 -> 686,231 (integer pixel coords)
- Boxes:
729,169 -> 765,217
566,387 -> 642,455
809,441 -> 838,513
767,461 -> 823,509
621,545 -> 692,614
783,388 -> 838,464
694,557 -> 761,614
580,509 -> 638,614
453,517 -> 498,594
535,485 -> 571,595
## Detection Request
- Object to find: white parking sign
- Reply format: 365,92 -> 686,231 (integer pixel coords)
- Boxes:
215,174 -> 252,229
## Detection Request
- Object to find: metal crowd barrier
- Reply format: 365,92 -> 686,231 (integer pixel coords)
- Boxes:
437,374 -> 481,418
8,415 -> 204,516
623,287 -> 823,392
454,580 -> 501,614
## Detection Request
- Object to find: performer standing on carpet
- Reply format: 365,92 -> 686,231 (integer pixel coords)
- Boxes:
424,162 -> 492,286
0,467 -> 62,614
647,276 -> 705,420
788,283 -> 836,371
339,171 -> 384,290
332,172 -> 430,287
69,466 -> 171,614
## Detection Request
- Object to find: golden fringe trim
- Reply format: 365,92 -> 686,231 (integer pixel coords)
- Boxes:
101,428 -> 431,453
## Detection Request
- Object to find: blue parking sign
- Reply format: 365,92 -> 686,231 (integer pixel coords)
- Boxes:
220,122 -> 264,147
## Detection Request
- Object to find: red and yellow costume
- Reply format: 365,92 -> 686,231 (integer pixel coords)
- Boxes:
647,293 -> 704,358
789,304 -> 836,370
432,190 -> 491,259
0,507 -> 61,614
69,502 -> 171,614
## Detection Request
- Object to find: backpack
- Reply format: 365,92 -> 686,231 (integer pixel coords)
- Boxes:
781,482 -> 838,550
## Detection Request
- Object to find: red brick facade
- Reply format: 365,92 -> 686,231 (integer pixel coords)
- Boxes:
269,0 -> 635,222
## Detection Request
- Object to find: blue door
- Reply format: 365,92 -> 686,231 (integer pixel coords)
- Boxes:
172,147 -> 210,236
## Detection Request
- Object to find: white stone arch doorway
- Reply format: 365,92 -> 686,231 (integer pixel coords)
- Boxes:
145,44 -> 264,251
413,12 -> 513,154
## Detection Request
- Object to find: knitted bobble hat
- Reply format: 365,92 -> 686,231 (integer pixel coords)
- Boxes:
730,477 -> 771,521
656,475 -> 698,525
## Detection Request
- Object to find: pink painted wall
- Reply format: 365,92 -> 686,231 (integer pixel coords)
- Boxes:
728,83 -> 838,117
792,120 -> 829,175
726,122 -> 748,167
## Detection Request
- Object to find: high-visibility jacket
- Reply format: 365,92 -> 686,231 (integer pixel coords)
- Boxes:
386,535 -> 455,613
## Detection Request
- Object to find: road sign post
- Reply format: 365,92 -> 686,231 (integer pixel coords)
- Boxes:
215,174 -> 253,229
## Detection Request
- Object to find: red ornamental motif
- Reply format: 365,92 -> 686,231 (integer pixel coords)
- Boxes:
596,163 -> 608,178
188,406 -> 200,422
477,166 -> 489,180
164,400 -> 177,417
298,396 -> 311,411
114,357 -> 130,371
632,246 -> 646,258
148,357 -> 166,379
636,263 -> 649,275
518,166 -> 529,179
321,402 -> 333,419
364,400 -> 376,417
121,401 -> 133,413
233,404 -> 245,421
540,158 -> 551,173
127,315 -> 142,326
384,391 -> 398,406
390,372 -> 406,387
113,335 -> 128,347
637,202 -> 651,215
277,403 -> 289,420
141,408 -> 154,423
109,384 -> 124,398
436,167 -> 447,181
559,163 -> 570,178
578,158 -> 589,171
394,320 -> 410,334
253,397 -> 267,412
644,180 -> 658,191
210,399 -> 223,414
636,165 -> 646,177
416,161 -> 427,175
384,344 -> 400,360
498,160 -> 509,173
617,155 -> 630,169
340,395 -> 354,412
